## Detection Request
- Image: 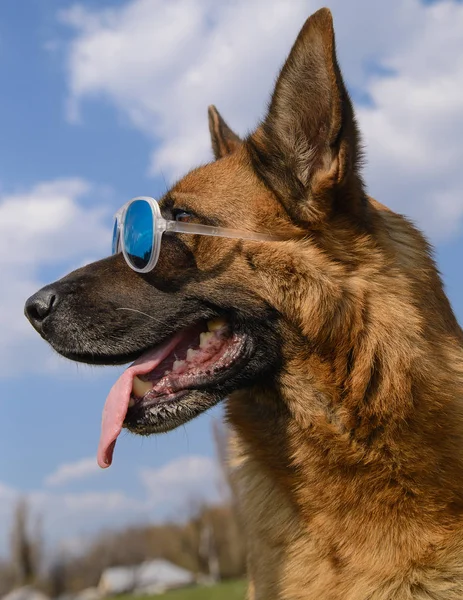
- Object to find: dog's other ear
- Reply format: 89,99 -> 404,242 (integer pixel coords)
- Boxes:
247,8 -> 364,225
208,105 -> 242,159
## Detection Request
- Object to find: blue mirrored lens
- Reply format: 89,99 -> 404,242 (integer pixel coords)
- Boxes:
123,200 -> 154,270
111,219 -> 120,255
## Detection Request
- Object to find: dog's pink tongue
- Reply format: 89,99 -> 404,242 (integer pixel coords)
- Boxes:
97,369 -> 134,469
97,332 -> 185,469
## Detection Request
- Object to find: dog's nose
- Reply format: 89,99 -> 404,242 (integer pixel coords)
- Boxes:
24,286 -> 59,330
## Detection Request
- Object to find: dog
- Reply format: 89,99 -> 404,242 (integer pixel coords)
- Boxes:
25,8 -> 463,599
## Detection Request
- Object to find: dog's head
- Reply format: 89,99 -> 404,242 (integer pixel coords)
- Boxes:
24,9 -> 404,465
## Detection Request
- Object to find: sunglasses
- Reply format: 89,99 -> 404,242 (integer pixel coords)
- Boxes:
112,196 -> 282,273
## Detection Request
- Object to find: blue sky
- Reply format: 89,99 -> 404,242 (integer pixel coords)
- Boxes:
1,0 -> 463,558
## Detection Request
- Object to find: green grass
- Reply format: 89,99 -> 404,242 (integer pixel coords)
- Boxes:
120,579 -> 247,600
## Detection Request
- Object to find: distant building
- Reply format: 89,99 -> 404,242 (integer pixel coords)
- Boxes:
2,587 -> 50,600
74,588 -> 101,600
98,559 -> 195,596
98,566 -> 136,596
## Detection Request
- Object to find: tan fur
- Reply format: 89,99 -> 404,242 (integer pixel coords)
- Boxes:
164,139 -> 463,598
219,185 -> 463,598
167,9 -> 463,599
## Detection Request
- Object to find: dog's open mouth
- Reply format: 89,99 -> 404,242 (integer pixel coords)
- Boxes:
97,318 -> 246,468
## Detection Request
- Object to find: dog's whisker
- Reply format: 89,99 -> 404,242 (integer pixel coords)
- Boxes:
116,307 -> 164,324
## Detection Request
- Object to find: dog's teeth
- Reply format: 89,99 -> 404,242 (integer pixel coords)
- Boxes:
199,332 -> 214,348
132,376 -> 152,397
173,359 -> 186,372
186,348 -> 198,362
207,318 -> 227,332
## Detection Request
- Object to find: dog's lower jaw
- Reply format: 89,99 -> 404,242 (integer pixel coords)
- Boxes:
123,389 -> 221,435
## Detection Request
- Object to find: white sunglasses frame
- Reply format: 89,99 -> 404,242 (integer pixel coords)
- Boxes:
112,196 -> 282,273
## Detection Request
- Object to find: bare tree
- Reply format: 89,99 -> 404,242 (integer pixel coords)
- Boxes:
0,560 -> 16,596
48,557 -> 67,598
212,419 -> 242,512
212,420 -> 247,577
198,510 -> 220,583
10,497 -> 42,586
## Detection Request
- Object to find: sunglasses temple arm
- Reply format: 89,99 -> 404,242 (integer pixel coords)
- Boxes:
163,219 -> 280,242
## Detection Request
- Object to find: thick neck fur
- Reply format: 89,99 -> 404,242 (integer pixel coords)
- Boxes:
226,201 -> 463,599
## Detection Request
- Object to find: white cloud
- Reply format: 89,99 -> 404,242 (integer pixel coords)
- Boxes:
18,488 -> 147,558
45,457 -> 100,487
0,482 -> 18,511
0,454 -> 220,557
140,455 -> 222,508
60,0 -> 463,240
0,178 -> 112,377
59,0 -> 310,178
357,1 -> 463,240
38,490 -> 144,514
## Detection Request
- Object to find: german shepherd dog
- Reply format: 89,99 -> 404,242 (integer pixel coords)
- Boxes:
25,8 -> 463,599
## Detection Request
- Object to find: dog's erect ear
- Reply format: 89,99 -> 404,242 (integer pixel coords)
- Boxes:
208,105 -> 242,159
247,8 -> 364,225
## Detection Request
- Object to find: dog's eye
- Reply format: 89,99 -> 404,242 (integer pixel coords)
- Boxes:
173,210 -> 192,223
